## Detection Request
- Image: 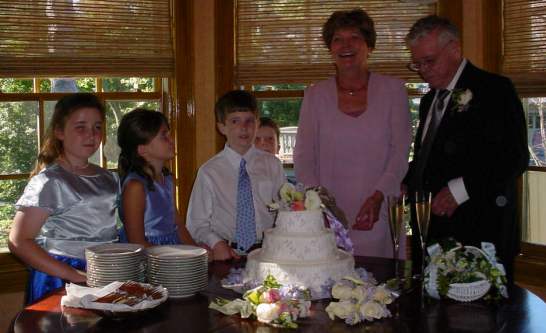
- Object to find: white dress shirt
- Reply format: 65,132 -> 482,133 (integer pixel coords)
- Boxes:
186,145 -> 286,248
421,58 -> 469,205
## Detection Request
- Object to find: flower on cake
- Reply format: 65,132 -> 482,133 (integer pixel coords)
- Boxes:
304,189 -> 321,210
274,183 -> 321,211
210,275 -> 311,329
325,276 -> 396,325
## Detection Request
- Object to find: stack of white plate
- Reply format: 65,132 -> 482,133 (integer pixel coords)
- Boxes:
85,243 -> 145,288
146,245 -> 208,298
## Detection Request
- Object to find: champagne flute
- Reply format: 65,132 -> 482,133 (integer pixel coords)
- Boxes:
387,195 -> 406,289
415,191 -> 432,279
414,191 -> 432,305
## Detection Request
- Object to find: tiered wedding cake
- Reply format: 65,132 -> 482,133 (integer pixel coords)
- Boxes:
243,208 -> 357,299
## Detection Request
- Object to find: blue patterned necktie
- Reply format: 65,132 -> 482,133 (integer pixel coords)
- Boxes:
235,158 -> 256,252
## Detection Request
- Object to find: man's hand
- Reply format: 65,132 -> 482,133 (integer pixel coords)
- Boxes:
432,186 -> 458,217
212,241 -> 240,261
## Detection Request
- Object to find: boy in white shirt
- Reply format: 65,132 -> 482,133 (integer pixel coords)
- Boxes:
186,90 -> 285,261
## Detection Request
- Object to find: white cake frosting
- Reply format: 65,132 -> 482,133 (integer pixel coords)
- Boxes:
274,210 -> 326,233
260,229 -> 337,262
243,209 -> 357,299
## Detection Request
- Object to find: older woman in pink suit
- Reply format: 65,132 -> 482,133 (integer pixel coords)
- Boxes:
294,9 -> 411,258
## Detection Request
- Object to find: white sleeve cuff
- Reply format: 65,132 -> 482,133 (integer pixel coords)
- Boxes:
205,234 -> 223,249
448,177 -> 469,205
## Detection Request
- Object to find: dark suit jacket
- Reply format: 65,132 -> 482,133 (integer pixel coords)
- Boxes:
405,61 -> 528,271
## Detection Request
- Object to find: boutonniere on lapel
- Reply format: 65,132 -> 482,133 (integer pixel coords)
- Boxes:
451,88 -> 473,113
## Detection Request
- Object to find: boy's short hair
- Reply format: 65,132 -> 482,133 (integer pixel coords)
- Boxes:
259,117 -> 280,140
215,90 -> 258,124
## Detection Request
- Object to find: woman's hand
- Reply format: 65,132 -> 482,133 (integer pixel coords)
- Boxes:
353,191 -> 384,230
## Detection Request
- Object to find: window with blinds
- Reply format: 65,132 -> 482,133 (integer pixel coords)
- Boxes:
0,0 -> 173,77
503,0 -> 546,93
236,0 -> 436,85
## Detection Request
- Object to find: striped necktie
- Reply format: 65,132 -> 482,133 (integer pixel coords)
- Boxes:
413,89 -> 450,190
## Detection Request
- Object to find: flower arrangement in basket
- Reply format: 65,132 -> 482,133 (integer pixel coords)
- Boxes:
268,183 -> 353,253
209,275 -> 311,329
425,240 -> 508,302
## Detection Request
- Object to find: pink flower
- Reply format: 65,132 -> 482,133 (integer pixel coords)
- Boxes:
291,201 -> 305,211
259,289 -> 281,303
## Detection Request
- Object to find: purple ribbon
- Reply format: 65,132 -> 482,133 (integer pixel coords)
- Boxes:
324,209 -> 354,254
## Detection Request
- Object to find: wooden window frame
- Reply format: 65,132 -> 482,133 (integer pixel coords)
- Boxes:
0,0 -> 195,296
0,84 -> 163,293
499,0 -> 546,281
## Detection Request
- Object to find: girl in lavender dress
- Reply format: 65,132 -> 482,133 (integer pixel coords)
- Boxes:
117,109 -> 197,247
9,94 -> 119,304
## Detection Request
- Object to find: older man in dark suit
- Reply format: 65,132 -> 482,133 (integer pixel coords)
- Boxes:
404,15 -> 528,282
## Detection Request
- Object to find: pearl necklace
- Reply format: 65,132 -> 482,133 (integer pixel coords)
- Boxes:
336,76 -> 368,96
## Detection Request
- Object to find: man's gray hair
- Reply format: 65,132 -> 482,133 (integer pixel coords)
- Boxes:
406,15 -> 460,46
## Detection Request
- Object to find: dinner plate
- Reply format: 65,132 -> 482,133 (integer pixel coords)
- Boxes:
147,276 -> 208,285
86,243 -> 144,257
150,283 -> 207,291
147,274 -> 207,282
146,266 -> 207,274
146,245 -> 207,259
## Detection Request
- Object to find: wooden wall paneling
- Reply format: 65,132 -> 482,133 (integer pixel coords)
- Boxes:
172,0 -> 196,219
438,0 -> 463,47
0,254 -> 27,294
479,0 -> 502,73
214,0 -> 234,152
194,0 -> 218,168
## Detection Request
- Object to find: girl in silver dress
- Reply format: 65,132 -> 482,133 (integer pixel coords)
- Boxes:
9,93 -> 119,304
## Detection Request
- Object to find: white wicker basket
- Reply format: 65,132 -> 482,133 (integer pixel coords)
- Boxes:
447,274 -> 491,302
425,246 -> 493,302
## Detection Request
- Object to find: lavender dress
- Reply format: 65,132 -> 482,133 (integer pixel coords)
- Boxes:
294,73 -> 412,258
119,172 -> 181,245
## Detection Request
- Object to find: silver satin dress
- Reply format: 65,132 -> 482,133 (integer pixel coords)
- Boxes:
15,163 -> 119,259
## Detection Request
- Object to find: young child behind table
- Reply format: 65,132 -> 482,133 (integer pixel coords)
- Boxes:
186,90 -> 285,261
9,93 -> 119,304
255,117 -> 281,155
117,108 -> 197,247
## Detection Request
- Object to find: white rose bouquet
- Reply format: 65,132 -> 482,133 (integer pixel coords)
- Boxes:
325,276 -> 397,325
209,275 -> 311,329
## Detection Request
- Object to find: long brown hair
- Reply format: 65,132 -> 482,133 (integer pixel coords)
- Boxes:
117,108 -> 170,191
30,93 -> 105,177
